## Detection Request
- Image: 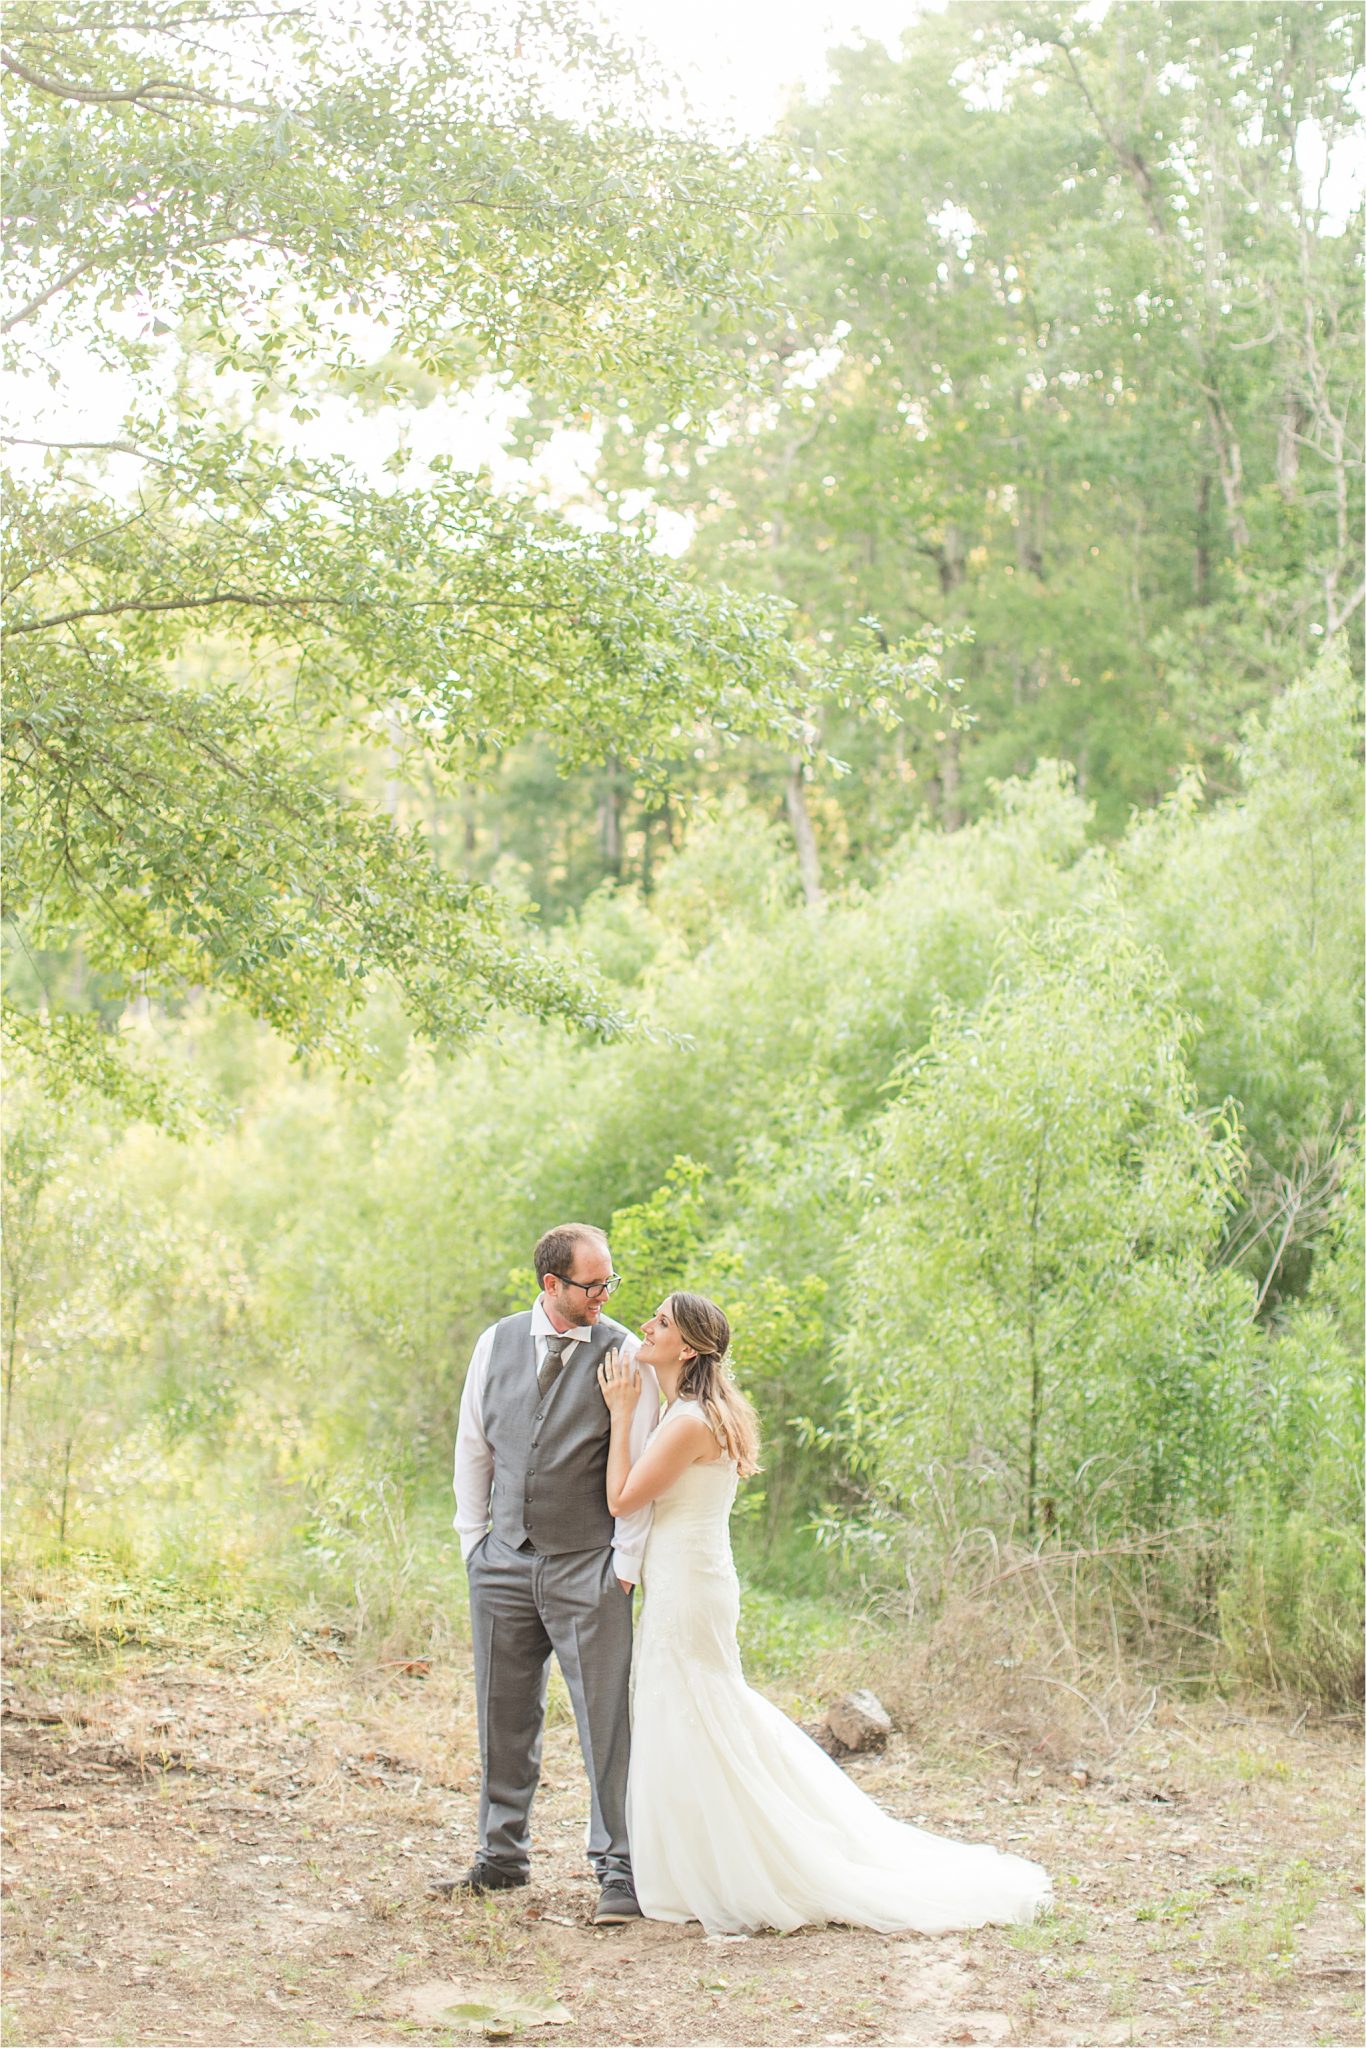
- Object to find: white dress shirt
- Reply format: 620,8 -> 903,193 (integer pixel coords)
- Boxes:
453,1296 -> 660,1584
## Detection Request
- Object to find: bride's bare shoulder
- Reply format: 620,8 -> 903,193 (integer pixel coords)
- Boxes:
666,1402 -> 724,1463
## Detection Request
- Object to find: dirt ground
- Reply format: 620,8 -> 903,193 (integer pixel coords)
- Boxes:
1,1580 -> 1362,2048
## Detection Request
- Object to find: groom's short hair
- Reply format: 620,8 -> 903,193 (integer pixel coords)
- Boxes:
535,1223 -> 608,1287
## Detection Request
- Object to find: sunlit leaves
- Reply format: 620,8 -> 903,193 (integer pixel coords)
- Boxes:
0,0 -> 841,1072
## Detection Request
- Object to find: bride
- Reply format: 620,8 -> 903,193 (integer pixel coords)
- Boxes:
597,1293 -> 1052,1938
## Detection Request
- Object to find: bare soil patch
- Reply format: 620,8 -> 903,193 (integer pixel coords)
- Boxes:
2,1584 -> 1361,2048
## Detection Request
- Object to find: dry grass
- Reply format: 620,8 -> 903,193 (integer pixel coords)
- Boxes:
2,1563 -> 1362,2048
813,1519 -> 1249,1777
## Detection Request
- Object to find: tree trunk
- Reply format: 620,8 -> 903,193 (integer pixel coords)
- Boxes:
936,526 -> 967,596
1026,1348 -> 1042,1544
1025,1155 -> 1045,1542
58,1435 -> 74,1550
1293,215 -> 1363,642
1203,391 -> 1249,555
3,1281 -> 19,1445
598,758 -> 622,879
1276,390 -> 1307,497
1321,410 -> 1362,640
1015,504 -> 1046,582
785,760 -> 823,907
939,728 -> 963,833
1194,472 -> 1213,604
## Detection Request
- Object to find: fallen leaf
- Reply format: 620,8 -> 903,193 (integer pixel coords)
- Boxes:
445,1998 -> 572,2039
394,1979 -> 572,2034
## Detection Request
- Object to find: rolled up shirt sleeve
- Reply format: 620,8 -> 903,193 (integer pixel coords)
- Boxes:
610,1339 -> 661,1586
453,1324 -> 496,1560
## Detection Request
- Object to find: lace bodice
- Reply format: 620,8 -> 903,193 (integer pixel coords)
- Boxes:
646,1400 -> 738,1559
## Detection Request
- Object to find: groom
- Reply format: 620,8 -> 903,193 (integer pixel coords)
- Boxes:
438,1223 -> 659,1924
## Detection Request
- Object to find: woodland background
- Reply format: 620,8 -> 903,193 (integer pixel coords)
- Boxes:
3,0 -> 1363,1724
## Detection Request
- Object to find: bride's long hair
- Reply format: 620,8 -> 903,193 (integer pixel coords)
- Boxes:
668,1293 -> 762,1478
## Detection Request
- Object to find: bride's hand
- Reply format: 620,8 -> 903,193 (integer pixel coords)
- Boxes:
597,1347 -> 640,1416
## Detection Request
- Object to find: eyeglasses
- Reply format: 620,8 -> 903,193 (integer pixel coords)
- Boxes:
554,1272 -> 621,1300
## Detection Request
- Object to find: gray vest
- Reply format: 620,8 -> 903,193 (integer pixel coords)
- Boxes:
483,1310 -> 627,1555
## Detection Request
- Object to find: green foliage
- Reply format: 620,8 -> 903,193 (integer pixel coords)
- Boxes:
1121,656 -> 1364,1167
3,663 -> 1360,1705
1220,1510 -> 1365,1709
606,1145 -> 841,1536
842,925 -> 1258,1541
809,759 -> 1096,1120
1218,1145 -> 1364,1706
608,1158 -> 715,1332
2,0 -> 954,1076
5,1 -> 1362,1724
2,0 -> 793,401
591,1 -> 1363,863
1,1008 -> 201,1132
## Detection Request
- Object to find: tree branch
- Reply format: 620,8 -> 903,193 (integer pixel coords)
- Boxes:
7,589 -> 325,634
1,46 -> 269,115
1,252 -> 119,335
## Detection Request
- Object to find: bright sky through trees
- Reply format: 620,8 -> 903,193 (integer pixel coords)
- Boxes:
7,0 -> 1360,496
597,0 -> 927,136
610,0 -> 1366,237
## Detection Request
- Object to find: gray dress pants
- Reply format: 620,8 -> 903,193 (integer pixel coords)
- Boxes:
466,1532 -> 634,1885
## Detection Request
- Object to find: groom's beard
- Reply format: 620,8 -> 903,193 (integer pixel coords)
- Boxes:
549,1294 -> 601,1327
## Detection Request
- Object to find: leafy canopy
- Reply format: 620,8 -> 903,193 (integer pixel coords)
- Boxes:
2,0 -> 948,1083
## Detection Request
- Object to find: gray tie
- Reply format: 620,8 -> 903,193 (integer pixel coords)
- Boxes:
537,1333 -> 572,1400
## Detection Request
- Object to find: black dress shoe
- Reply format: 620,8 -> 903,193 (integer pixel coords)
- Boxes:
593,1879 -> 642,1924
429,1862 -> 529,1898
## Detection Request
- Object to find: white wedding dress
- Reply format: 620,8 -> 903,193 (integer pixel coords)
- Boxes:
626,1401 -> 1052,1936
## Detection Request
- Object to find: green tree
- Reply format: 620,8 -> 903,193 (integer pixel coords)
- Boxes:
1121,653 -> 1364,1277
1219,1139 -> 1364,1706
842,926 -> 1258,1542
601,2 -> 1362,856
3,0 -> 947,1084
0,1084 -> 71,1443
